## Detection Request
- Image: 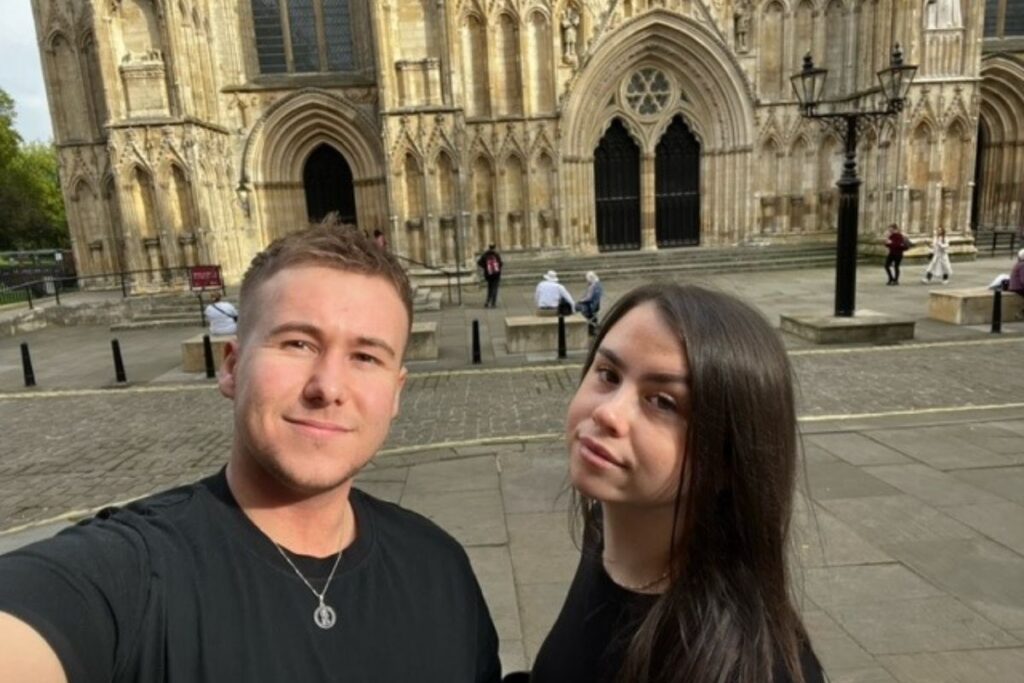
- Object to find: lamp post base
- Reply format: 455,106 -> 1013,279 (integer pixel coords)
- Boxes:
780,310 -> 916,345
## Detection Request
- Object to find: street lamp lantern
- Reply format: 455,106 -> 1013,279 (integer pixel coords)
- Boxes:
791,44 -> 917,317
876,44 -> 917,112
791,52 -> 828,112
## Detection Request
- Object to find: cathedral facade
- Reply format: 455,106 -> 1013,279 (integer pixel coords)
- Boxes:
29,1 -> 1024,283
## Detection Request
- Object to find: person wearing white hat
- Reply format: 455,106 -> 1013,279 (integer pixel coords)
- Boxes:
535,271 -> 575,316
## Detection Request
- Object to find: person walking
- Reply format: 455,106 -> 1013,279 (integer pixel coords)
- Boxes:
921,228 -> 952,284
477,244 -> 503,308
884,223 -> 911,285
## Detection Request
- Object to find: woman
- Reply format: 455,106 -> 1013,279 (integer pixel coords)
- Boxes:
921,229 -> 952,284
530,284 -> 823,683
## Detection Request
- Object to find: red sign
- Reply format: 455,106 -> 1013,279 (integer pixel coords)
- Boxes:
189,265 -> 222,290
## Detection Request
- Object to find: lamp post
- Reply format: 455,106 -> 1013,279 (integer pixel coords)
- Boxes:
790,45 -> 917,317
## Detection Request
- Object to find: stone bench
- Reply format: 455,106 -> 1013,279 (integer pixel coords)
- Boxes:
407,321 -> 438,361
928,288 -> 1024,325
181,333 -> 233,372
182,322 -> 438,371
505,315 -> 590,354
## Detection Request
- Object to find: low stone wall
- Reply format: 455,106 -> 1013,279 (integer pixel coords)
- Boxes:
181,333 -> 234,372
407,321 -> 438,361
505,315 -> 590,354
0,300 -> 138,338
928,288 -> 1024,325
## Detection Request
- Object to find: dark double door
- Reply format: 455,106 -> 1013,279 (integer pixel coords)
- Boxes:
303,144 -> 357,224
594,119 -> 641,251
593,116 -> 701,251
655,117 -> 700,247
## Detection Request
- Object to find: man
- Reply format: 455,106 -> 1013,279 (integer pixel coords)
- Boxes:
534,270 -> 575,316
883,223 -> 911,285
0,226 -> 501,682
203,292 -> 238,335
476,244 -> 503,308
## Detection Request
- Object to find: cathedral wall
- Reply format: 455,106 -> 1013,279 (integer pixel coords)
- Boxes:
34,0 -> 1014,284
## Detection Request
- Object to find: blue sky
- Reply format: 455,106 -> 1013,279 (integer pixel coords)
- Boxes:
1,1 -> 54,143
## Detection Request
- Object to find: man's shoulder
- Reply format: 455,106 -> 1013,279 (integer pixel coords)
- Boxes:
352,488 -> 467,562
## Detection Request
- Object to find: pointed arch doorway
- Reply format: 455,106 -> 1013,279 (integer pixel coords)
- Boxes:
594,119 -> 641,251
656,116 -> 701,247
303,144 -> 357,224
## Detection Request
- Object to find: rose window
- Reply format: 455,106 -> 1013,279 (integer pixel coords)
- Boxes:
625,68 -> 672,116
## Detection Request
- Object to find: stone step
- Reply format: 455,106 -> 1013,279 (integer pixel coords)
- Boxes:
111,319 -> 204,331
498,252 -> 839,284
132,312 -> 203,323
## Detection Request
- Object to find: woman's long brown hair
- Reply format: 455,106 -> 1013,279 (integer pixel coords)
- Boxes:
576,284 -> 809,683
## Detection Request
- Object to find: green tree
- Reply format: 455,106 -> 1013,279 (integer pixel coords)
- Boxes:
0,87 -> 69,250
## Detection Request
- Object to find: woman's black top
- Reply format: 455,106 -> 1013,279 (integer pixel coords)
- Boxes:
530,549 -> 825,683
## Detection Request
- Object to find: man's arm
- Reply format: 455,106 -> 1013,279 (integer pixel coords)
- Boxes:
0,613 -> 67,683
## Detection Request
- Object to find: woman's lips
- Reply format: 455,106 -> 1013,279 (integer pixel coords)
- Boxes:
578,435 -> 624,468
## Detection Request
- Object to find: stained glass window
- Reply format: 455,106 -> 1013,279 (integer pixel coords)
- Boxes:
1005,0 -> 1024,36
323,0 -> 355,71
288,0 -> 318,72
252,0 -> 287,74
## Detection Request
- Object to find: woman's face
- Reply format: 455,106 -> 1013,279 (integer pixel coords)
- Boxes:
566,302 -> 691,508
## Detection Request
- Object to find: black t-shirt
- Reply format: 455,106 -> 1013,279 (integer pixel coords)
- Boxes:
530,549 -> 825,683
0,470 -> 500,682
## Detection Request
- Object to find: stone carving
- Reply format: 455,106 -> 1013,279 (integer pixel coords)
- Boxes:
561,6 -> 580,65
734,4 -> 750,53
925,0 -> 962,30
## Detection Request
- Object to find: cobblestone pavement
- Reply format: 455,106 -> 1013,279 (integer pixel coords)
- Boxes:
2,336 -> 1022,530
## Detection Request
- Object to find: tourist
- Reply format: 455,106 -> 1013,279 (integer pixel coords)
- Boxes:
921,228 -> 952,284
884,223 -> 911,285
528,283 -> 824,683
372,228 -> 388,250
204,292 -> 239,335
535,270 -> 574,316
574,271 -> 603,334
0,225 -> 500,682
477,244 -> 503,308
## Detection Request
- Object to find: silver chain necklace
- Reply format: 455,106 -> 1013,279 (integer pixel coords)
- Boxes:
273,542 -> 344,630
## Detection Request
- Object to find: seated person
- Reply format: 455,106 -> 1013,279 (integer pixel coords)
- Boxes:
989,249 -> 1024,297
535,271 -> 575,316
203,293 -> 238,335
574,271 -> 603,322
1010,249 -> 1024,297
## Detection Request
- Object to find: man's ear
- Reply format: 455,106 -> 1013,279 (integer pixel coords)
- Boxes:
218,339 -> 241,399
391,365 -> 408,418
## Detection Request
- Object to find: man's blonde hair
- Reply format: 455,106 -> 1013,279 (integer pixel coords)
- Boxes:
237,223 -> 413,339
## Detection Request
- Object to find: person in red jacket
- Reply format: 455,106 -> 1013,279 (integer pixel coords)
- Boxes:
884,223 -> 911,285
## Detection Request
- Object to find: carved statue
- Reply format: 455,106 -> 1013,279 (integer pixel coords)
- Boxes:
925,0 -> 963,30
561,7 -> 580,65
734,5 -> 751,53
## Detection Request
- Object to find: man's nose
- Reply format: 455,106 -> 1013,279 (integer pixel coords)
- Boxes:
303,353 -> 348,406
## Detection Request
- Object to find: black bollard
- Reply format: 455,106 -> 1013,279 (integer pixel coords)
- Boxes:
111,339 -> 128,383
203,334 -> 216,378
20,342 -> 36,387
991,289 -> 1003,334
471,320 -> 482,365
557,315 -> 567,359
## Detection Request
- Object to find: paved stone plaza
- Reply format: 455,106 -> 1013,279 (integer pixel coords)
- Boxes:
2,257 -> 1024,681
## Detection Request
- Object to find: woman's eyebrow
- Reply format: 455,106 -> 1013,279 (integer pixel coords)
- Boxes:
596,347 -> 688,384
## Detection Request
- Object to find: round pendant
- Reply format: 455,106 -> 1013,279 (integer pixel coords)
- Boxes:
314,604 -> 337,630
